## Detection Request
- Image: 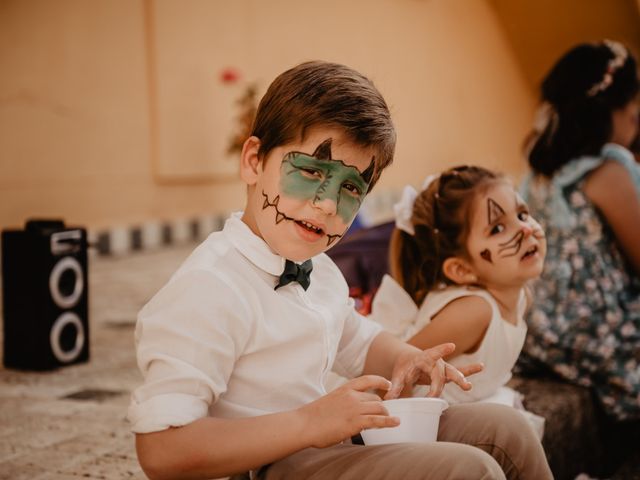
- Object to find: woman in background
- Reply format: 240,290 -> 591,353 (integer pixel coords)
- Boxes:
520,39 -> 640,421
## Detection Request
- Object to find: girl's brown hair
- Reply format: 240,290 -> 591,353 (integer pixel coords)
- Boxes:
389,165 -> 502,305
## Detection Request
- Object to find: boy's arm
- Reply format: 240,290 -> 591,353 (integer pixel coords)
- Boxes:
363,332 -> 483,399
136,375 -> 398,480
131,273 -> 397,479
136,411 -> 308,480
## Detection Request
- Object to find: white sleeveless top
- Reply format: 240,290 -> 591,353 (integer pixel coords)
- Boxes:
370,275 -> 527,404
326,275 -> 544,438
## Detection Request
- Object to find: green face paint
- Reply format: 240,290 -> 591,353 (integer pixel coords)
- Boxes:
280,152 -> 371,224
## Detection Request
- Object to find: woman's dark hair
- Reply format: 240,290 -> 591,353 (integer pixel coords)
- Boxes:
526,41 -> 639,176
389,165 -> 503,305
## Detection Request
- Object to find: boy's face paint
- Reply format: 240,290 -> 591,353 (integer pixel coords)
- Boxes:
242,128 -> 377,262
464,183 -> 547,288
280,148 -> 371,225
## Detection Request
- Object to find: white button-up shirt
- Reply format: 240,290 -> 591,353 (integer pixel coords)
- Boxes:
128,212 -> 382,433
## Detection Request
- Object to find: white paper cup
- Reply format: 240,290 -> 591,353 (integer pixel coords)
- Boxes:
360,397 -> 449,445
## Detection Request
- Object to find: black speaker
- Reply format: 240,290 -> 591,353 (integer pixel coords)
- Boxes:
2,219 -> 89,370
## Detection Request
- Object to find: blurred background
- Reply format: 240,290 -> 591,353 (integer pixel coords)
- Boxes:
0,2 -> 639,478
2,0 -> 639,239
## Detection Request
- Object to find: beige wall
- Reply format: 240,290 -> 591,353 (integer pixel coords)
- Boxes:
491,0 -> 640,91
0,0 -> 535,230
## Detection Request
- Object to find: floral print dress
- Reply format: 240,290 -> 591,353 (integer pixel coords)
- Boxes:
520,143 -> 640,421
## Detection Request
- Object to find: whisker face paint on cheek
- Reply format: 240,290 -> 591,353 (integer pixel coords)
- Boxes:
279,139 -> 373,224
498,230 -> 525,257
261,190 -> 344,246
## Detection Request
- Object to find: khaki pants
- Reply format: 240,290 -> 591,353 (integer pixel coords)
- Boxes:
259,403 -> 552,480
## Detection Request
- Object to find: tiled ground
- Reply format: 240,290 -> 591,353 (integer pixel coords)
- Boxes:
3,240 -> 636,480
0,245 -> 194,479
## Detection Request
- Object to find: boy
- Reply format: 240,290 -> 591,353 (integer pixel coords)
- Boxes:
128,61 -> 552,479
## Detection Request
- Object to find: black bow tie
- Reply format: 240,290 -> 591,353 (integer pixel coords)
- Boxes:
275,259 -> 313,291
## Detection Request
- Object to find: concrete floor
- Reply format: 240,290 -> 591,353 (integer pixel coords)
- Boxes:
5,241 -> 635,480
0,245 -> 195,479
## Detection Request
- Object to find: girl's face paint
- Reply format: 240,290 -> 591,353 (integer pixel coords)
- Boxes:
464,182 -> 547,287
487,198 -> 505,226
497,230 -> 525,258
242,127 -> 376,262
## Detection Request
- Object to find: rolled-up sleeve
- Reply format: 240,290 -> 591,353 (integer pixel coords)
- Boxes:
332,298 -> 383,379
127,269 -> 252,433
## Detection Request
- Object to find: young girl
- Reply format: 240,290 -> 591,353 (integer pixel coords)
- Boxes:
370,165 -> 547,437
520,40 -> 640,422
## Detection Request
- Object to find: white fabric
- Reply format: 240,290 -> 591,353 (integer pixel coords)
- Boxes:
371,276 -> 527,402
368,275 -> 545,439
128,212 -> 383,433
393,185 -> 419,235
392,174 -> 440,236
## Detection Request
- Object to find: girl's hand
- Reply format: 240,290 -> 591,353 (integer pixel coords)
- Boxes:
297,375 -> 400,448
384,343 -> 483,400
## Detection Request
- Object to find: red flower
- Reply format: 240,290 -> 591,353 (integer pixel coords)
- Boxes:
220,67 -> 241,84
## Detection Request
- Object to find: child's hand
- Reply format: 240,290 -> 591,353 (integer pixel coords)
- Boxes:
384,343 -> 483,400
298,375 -> 400,448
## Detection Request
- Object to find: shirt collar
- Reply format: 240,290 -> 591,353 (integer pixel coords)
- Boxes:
223,212 -> 287,277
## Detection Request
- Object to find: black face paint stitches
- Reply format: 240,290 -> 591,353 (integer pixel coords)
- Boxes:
260,191 -> 342,247
260,138 -> 375,248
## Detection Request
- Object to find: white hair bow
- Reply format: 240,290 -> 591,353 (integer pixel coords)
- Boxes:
393,174 -> 440,236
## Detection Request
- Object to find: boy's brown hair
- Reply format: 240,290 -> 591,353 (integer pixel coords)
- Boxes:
251,61 -> 396,192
